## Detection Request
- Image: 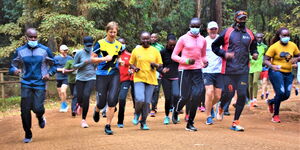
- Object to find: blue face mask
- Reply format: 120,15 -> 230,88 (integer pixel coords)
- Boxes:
28,40 -> 38,48
280,37 -> 290,44
190,28 -> 200,35
84,46 -> 93,52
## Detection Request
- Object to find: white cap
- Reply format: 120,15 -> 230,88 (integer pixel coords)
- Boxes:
207,21 -> 218,29
59,45 -> 68,51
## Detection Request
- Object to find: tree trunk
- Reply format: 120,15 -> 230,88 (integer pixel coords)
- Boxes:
195,0 -> 202,18
215,0 -> 222,29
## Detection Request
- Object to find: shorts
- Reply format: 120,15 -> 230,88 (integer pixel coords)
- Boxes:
56,79 -> 68,88
203,73 -> 223,89
260,71 -> 268,80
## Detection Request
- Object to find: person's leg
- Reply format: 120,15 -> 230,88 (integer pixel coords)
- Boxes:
82,80 -> 95,120
162,78 -> 172,117
21,87 -> 34,140
151,79 -> 161,115
133,82 -> 145,124
60,82 -> 68,103
130,81 -> 135,108
70,83 -> 77,115
93,76 -> 109,123
233,74 -> 248,121
218,75 -> 235,120
205,85 -> 214,117
118,81 -> 131,125
141,84 -> 155,128
261,72 -> 269,99
76,81 -> 85,108
248,73 -> 254,100
106,73 -> 120,126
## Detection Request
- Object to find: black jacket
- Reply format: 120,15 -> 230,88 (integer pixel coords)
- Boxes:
160,48 -> 179,79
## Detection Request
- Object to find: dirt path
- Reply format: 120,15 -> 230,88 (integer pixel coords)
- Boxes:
0,93 -> 299,150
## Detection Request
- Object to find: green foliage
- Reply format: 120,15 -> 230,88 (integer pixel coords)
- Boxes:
0,96 -> 21,112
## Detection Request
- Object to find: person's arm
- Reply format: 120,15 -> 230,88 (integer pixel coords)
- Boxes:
63,60 -> 75,73
249,34 -> 258,60
171,37 -> 192,65
129,48 -> 140,72
264,46 -> 279,71
9,49 -> 21,75
46,48 -> 57,76
90,41 -> 113,63
201,40 -> 208,68
73,51 -> 88,69
212,30 -> 226,58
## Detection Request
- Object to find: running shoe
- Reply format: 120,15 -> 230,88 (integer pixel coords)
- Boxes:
230,121 -> 244,132
150,110 -> 156,117
105,124 -> 113,135
71,111 -> 76,117
117,124 -> 124,128
272,115 -> 281,123
185,123 -> 197,131
224,111 -> 230,116
172,108 -> 179,124
260,94 -> 264,100
252,98 -> 258,107
210,108 -> 215,118
266,99 -> 274,113
199,106 -> 206,112
295,88 -> 299,96
93,108 -> 100,123
265,92 -> 269,99
102,110 -> 107,118
163,116 -> 170,125
216,107 -> 224,121
81,120 -> 89,128
38,116 -> 46,129
140,123 -> 150,130
232,103 -> 236,108
206,116 -> 214,125
59,101 -> 68,112
23,138 -> 32,143
132,114 -> 140,125
169,108 -> 173,112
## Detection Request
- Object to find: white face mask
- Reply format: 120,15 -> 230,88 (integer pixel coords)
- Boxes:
190,28 -> 200,35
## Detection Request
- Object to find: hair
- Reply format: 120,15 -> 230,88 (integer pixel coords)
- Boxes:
271,27 -> 289,45
190,17 -> 201,24
167,33 -> 176,41
105,21 -> 119,32
140,31 -> 150,37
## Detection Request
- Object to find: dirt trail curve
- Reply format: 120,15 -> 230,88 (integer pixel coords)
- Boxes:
0,94 -> 299,150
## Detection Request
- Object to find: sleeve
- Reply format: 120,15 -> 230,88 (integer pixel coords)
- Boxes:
93,42 -> 100,55
171,37 -> 187,64
64,60 -> 71,69
293,44 -> 300,55
46,48 -> 57,76
201,39 -> 207,60
73,51 -> 86,69
265,45 -> 275,58
156,50 -> 163,64
129,49 -> 136,65
249,34 -> 258,55
212,29 -> 226,58
9,50 -> 20,75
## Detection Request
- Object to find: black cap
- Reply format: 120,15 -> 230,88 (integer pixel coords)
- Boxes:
83,36 -> 94,46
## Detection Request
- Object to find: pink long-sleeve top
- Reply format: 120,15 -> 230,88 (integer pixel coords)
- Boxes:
171,32 -> 207,70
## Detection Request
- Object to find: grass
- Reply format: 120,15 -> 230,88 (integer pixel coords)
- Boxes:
0,96 -> 21,112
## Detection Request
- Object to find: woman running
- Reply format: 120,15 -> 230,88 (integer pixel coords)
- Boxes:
264,27 -> 300,123
91,21 -> 122,135
73,36 -> 96,128
130,31 -> 164,130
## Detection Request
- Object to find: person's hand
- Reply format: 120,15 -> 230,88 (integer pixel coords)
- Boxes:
134,67 -> 140,72
162,67 -> 170,73
128,69 -> 134,74
42,74 -> 50,80
14,69 -> 21,75
225,52 -> 235,60
150,63 -> 158,69
84,59 -> 91,64
292,63 -> 298,68
271,65 -> 281,71
202,60 -> 208,68
186,59 -> 195,65
119,58 -> 125,66
62,68 -> 65,74
290,58 -> 298,64
252,53 -> 258,60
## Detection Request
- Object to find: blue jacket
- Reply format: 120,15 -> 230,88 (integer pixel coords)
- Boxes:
9,43 -> 57,90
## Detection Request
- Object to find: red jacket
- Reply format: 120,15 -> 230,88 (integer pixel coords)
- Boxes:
119,50 -> 133,82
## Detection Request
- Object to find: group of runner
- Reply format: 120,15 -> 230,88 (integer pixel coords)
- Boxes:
10,10 -> 300,143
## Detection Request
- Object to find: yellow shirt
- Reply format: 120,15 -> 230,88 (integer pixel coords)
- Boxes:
265,41 -> 300,73
129,46 -> 163,85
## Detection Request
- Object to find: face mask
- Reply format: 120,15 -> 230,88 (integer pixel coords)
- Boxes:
190,28 -> 200,35
236,22 -> 246,28
84,46 -> 93,52
28,40 -> 38,48
280,37 -> 290,44
121,44 -> 126,51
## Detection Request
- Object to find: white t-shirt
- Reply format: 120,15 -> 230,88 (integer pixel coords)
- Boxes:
202,35 -> 222,73
298,62 -> 300,75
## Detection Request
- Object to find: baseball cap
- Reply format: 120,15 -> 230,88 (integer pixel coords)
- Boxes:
235,10 -> 248,20
207,21 -> 218,29
60,45 -> 68,51
83,36 -> 94,46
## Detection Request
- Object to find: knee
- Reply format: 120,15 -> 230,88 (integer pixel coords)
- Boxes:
32,105 -> 44,114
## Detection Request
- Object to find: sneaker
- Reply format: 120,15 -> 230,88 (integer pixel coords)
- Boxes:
224,111 -> 230,116
102,111 -> 107,118
272,115 -> 281,123
252,98 -> 258,107
210,108 -> 215,118
81,120 -> 89,128
38,116 -> 46,129
93,108 -> 100,123
104,124 -> 113,135
140,123 -> 150,130
185,123 -> 197,131
117,124 -> 124,128
163,116 -> 170,125
266,100 -> 274,113
230,121 -> 244,131
184,114 -> 189,122
71,111 -> 76,117
172,108 -> 179,124
295,88 -> 299,96
266,92 -> 269,99
169,108 -> 173,112
150,110 -> 156,117
216,107 -> 224,121
199,106 -> 206,112
132,114 -> 140,125
232,103 -> 236,108
260,94 -> 264,100
206,116 -> 214,125
60,101 -> 68,112
23,138 -> 32,143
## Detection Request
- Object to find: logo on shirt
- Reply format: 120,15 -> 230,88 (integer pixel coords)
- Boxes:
242,35 -> 250,40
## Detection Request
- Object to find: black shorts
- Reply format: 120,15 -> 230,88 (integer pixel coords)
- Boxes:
203,73 -> 223,89
56,79 -> 68,88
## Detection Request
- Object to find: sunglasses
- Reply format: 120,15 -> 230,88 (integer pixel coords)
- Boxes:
209,28 -> 218,30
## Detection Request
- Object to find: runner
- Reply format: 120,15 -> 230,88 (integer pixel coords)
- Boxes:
117,38 -> 134,128
248,33 -> 268,107
260,65 -> 270,100
150,33 -> 164,117
212,10 -> 258,131
202,21 -> 223,125
130,31 -> 164,130
171,18 -> 208,131
160,33 -> 179,125
73,36 -> 96,128
9,28 -> 57,143
264,27 -> 300,123
54,45 -> 73,112
91,21 -> 122,135
63,50 -> 78,117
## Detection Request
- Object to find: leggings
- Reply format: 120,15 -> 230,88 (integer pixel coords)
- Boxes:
76,80 -> 95,119
175,69 -> 204,124
219,74 -> 248,121
248,72 -> 260,99
118,80 -> 134,124
161,78 -> 179,116
268,69 -> 293,116
151,79 -> 162,111
96,73 -> 120,109
69,83 -> 77,113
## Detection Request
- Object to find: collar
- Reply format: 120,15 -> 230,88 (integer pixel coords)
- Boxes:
187,31 -> 200,38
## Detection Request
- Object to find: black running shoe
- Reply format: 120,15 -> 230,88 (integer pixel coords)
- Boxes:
185,123 -> 197,131
105,124 -> 113,135
38,116 -> 46,129
102,111 -> 107,118
172,108 -> 179,124
93,109 -> 100,122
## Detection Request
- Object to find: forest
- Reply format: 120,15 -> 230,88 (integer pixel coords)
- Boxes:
0,0 -> 299,67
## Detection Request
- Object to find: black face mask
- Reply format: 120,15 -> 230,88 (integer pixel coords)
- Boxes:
236,22 -> 246,28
